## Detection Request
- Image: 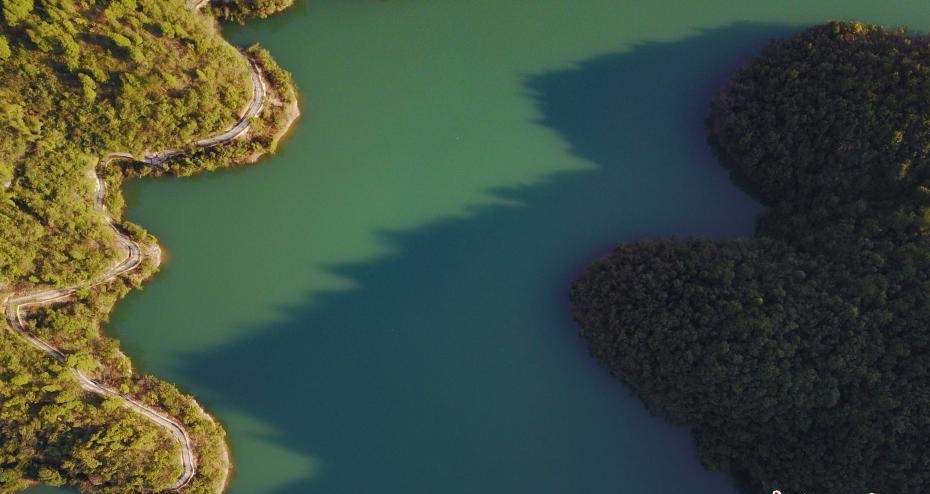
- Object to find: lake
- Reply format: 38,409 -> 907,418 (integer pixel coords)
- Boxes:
30,1 -> 930,493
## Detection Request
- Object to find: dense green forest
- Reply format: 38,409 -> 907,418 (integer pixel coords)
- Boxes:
0,0 -> 296,492
572,22 -> 930,493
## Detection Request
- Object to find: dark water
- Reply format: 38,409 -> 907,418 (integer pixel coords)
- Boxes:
31,1 -> 930,493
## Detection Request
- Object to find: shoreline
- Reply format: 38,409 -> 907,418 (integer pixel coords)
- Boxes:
110,45 -> 301,493
131,73 -> 300,492
104,49 -> 301,493
1,11 -> 301,493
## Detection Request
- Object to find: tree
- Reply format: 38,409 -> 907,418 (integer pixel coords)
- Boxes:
0,36 -> 11,60
78,73 -> 97,103
2,0 -> 33,26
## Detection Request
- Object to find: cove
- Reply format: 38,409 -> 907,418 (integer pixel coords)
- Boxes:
28,1 -> 930,493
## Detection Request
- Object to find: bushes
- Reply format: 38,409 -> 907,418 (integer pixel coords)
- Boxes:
207,0 -> 295,23
572,22 -> 930,493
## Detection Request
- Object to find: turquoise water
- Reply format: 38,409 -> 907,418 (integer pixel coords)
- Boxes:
31,1 -> 930,493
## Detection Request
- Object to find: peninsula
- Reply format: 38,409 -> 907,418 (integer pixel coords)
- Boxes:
572,22 -> 930,493
0,0 -> 297,492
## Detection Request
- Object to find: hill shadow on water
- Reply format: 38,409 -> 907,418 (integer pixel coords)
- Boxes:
175,23 -> 795,494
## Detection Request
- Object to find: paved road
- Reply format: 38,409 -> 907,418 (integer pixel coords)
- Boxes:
2,24 -> 265,492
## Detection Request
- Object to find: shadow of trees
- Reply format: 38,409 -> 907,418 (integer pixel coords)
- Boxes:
175,22 -> 795,494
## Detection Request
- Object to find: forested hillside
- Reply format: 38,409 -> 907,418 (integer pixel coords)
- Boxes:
0,0 -> 295,492
572,22 -> 930,493
0,0 -> 250,285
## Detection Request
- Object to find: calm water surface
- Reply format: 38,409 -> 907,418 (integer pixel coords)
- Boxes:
31,1 -> 930,493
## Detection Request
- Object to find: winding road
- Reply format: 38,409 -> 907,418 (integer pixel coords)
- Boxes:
2,13 -> 266,491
